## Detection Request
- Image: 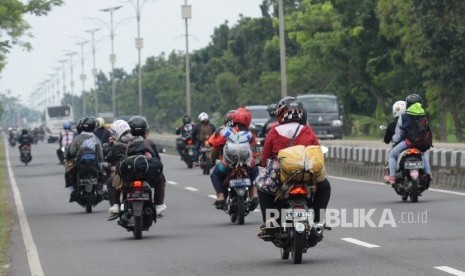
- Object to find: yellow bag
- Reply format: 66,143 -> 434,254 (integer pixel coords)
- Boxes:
278,145 -> 326,183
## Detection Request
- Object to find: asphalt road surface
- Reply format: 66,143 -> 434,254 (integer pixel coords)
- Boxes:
5,141 -> 465,276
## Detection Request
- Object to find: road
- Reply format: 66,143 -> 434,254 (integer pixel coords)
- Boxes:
5,142 -> 465,276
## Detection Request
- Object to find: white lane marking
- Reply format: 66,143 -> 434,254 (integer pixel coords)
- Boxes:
329,176 -> 465,196
185,187 -> 198,192
166,180 -> 178,185
341,237 -> 380,248
5,141 -> 44,276
434,266 -> 465,276
208,195 -> 216,199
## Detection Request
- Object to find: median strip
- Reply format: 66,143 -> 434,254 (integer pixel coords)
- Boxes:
341,237 -> 380,248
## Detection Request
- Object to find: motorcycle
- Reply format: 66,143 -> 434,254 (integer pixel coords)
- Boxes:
259,174 -> 325,264
117,180 -> 156,239
9,136 -> 17,147
199,142 -> 212,175
74,163 -> 105,213
177,134 -> 195,168
222,164 -> 254,225
390,147 -> 430,202
19,144 -> 32,165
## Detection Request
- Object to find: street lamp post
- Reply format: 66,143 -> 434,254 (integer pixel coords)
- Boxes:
77,40 -> 88,116
59,59 -> 67,97
182,1 -> 192,117
66,51 -> 77,109
101,5 -> 122,117
86,28 -> 100,115
278,0 -> 287,98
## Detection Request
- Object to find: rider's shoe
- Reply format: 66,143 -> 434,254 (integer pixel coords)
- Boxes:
384,175 -> 396,184
155,204 -> 167,215
213,199 -> 225,209
249,197 -> 259,211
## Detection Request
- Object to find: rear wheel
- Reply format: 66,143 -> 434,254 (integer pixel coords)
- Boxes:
410,180 -> 419,203
133,215 -> 143,239
291,228 -> 304,264
401,195 -> 408,202
237,195 -> 245,225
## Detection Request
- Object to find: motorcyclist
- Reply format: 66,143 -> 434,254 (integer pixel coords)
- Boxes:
258,96 -> 331,229
56,121 -> 75,164
192,112 -> 216,165
65,117 -> 103,202
209,110 -> 235,166
94,117 -> 112,144
384,94 -> 432,184
175,115 -> 196,159
17,129 -> 33,152
208,107 -> 259,210
106,118 -> 166,220
260,104 -> 279,138
383,101 -> 406,145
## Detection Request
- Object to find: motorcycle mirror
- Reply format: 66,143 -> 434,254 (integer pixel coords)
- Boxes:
379,125 -> 387,130
321,146 -> 329,154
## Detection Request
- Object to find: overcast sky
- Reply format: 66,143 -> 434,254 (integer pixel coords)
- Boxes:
0,0 -> 263,105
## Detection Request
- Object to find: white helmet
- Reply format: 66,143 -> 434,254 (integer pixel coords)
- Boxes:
198,112 -> 209,122
392,100 -> 406,118
110,119 -> 131,141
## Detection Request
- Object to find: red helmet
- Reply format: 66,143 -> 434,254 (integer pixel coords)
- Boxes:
233,107 -> 252,127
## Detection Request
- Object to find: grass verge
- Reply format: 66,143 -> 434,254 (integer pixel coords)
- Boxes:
0,138 -> 12,275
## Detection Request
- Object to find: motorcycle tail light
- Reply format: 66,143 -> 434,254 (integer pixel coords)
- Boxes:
187,139 -> 193,145
289,186 -> 308,196
406,148 -> 420,155
133,180 -> 143,190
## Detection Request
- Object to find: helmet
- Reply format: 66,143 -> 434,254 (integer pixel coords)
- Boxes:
224,110 -> 235,127
96,117 -> 105,128
21,129 -> 29,135
110,120 -> 131,141
233,107 -> 252,127
128,116 -> 149,137
276,96 -> 304,124
76,118 -> 84,134
392,101 -> 406,117
81,117 -> 96,132
182,115 -> 192,125
63,121 -> 72,130
267,104 -> 278,117
405,94 -> 423,108
198,112 -> 209,122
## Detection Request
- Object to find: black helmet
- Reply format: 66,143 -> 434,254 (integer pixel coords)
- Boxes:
81,117 -> 96,132
76,118 -> 84,134
224,110 -> 235,127
267,103 -> 278,117
406,94 -> 423,108
128,116 -> 148,136
182,115 -> 191,125
276,96 -> 304,124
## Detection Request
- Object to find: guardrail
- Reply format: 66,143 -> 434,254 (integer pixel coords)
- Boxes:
152,134 -> 465,191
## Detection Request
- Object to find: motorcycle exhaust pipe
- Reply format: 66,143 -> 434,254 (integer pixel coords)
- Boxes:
313,223 -> 325,237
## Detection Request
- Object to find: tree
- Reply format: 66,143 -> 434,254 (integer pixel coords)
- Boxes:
0,0 -> 63,73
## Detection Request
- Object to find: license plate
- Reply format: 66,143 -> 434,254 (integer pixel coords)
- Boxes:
200,147 -> 211,152
127,193 -> 150,201
404,160 -> 424,169
285,209 -> 310,221
229,178 -> 251,187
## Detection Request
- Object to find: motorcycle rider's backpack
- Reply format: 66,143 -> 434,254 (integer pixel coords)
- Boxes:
405,116 -> 433,152
77,136 -> 99,173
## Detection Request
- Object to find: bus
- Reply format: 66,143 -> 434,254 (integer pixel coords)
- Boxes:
44,105 -> 75,143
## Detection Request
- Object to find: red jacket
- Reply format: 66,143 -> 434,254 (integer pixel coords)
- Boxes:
262,122 -> 319,165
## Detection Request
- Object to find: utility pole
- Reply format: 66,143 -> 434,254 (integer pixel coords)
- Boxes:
86,28 -> 100,115
101,5 -> 122,117
77,41 -> 88,116
278,0 -> 287,98
182,1 -> 192,116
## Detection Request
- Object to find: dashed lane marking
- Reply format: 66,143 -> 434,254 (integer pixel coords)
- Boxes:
341,237 -> 380,248
185,187 -> 198,191
166,181 -> 178,185
434,266 -> 465,276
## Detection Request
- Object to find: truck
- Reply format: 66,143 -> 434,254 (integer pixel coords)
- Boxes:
44,105 -> 75,143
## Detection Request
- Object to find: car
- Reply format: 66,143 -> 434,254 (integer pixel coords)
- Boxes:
246,105 -> 270,136
296,94 -> 343,139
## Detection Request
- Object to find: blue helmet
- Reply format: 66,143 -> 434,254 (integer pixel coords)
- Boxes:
63,121 -> 72,130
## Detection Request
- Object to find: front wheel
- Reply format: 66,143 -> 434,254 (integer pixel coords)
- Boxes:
133,215 -> 143,239
85,198 -> 92,213
291,228 -> 304,264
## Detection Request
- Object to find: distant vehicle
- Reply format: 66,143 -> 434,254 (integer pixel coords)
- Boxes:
296,94 -> 343,139
44,105 -> 74,143
97,112 -> 115,124
246,105 -> 270,136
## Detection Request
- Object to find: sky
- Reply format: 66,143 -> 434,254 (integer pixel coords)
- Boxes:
0,0 -> 263,106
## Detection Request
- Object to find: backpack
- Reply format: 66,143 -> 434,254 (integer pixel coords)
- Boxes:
222,129 -> 253,166
405,116 -> 433,152
198,124 -> 212,141
78,136 -> 99,170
